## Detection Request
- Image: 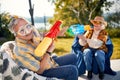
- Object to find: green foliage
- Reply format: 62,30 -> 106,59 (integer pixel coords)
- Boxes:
107,28 -> 120,38
0,12 -> 10,27
106,12 -> 120,28
48,0 -> 109,26
48,0 -> 120,37
0,12 -> 14,45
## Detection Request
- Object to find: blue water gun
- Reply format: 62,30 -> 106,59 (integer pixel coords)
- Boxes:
67,24 -> 91,36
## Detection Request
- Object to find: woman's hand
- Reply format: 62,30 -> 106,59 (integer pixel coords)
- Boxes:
37,53 -> 51,74
47,42 -> 55,53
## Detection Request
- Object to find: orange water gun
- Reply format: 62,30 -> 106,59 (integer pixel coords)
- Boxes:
34,20 -> 62,57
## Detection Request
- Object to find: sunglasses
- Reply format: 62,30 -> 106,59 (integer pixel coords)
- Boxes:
93,21 -> 102,25
17,24 -> 33,36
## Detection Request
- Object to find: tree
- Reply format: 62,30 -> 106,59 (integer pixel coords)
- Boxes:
48,0 -> 112,26
105,0 -> 120,28
106,12 -> 120,28
0,12 -> 14,44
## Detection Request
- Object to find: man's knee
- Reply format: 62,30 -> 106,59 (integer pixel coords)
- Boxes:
95,50 -> 105,58
83,48 -> 92,57
94,50 -> 105,64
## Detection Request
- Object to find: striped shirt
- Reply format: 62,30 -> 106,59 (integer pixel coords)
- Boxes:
13,28 -> 43,72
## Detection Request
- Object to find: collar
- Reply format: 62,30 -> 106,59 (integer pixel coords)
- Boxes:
15,37 -> 28,44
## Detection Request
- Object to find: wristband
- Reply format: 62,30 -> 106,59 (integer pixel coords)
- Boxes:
46,51 -> 52,55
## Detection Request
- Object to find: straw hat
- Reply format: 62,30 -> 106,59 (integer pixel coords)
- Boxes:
90,16 -> 107,27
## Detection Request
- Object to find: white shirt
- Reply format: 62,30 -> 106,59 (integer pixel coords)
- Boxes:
79,30 -> 103,48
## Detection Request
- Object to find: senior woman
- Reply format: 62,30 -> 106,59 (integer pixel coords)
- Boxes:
8,15 -> 78,80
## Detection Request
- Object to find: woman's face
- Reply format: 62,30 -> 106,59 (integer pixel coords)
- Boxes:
13,19 -> 33,40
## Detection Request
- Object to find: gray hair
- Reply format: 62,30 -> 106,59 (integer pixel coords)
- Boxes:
8,16 -> 30,36
8,18 -> 19,35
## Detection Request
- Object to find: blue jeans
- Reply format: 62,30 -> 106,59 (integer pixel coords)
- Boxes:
42,54 -> 78,80
83,48 -> 105,72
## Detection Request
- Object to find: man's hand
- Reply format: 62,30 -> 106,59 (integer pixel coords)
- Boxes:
78,34 -> 86,41
57,26 -> 68,36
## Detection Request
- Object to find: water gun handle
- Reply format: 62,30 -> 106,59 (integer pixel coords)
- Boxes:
34,20 -> 62,57
84,25 -> 91,31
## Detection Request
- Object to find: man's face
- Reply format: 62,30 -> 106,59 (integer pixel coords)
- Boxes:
13,19 -> 33,40
93,21 -> 103,31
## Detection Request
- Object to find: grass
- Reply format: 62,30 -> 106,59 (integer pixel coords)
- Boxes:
111,38 -> 120,59
54,38 -> 74,56
54,37 -> 120,59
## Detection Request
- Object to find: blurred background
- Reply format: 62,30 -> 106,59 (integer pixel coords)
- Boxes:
0,0 -> 120,59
